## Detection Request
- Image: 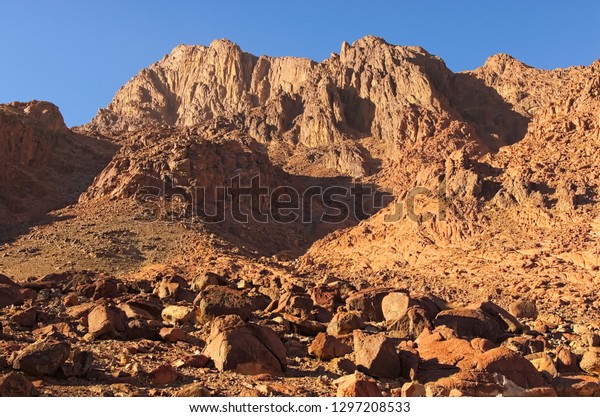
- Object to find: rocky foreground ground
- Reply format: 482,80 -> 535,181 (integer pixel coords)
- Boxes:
1,263 -> 600,397
0,36 -> 599,396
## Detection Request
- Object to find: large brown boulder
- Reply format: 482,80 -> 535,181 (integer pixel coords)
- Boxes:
327,311 -> 365,336
193,286 -> 255,323
387,306 -> 432,340
308,333 -> 352,360
0,275 -> 23,309
353,330 -> 401,378
335,372 -> 382,397
0,372 -> 36,397
475,347 -> 545,389
580,349 -> 600,376
345,288 -> 391,322
203,321 -> 286,375
12,341 -> 70,375
434,308 -> 502,341
87,303 -> 128,338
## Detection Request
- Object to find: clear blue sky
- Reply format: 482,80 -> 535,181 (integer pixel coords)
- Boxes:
1,1 -> 599,126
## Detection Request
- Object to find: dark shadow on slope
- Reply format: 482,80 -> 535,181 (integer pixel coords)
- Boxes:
0,134 -> 119,244
451,73 -> 530,151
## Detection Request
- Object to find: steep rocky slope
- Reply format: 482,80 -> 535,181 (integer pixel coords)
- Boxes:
0,101 -> 116,238
83,37 -> 526,185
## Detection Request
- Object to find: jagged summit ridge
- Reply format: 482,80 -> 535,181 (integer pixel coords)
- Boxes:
84,36 -> 524,181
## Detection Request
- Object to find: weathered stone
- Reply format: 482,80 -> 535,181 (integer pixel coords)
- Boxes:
525,352 -> 558,379
308,333 -> 352,360
353,330 -> 401,378
475,347 -> 545,389
12,307 -> 37,327
327,311 -> 365,336
33,322 -> 77,341
0,372 -> 36,397
193,272 -> 227,292
161,305 -> 194,325
0,277 -> 23,309
175,383 -> 211,397
555,346 -> 579,373
150,364 -> 178,385
400,381 -> 426,397
203,323 -> 286,375
345,288 -> 390,322
381,291 -> 415,322
335,372 -> 382,397
275,292 -> 314,319
475,301 -> 525,333
283,313 -> 326,336
159,327 -> 200,344
434,308 -> 502,341
387,306 -> 432,340
87,303 -> 128,338
126,319 -> 161,340
509,300 -> 538,320
311,284 -> 342,311
580,349 -> 600,376
551,374 -> 600,396
12,341 -> 70,375
194,286 -> 254,323
416,327 -> 477,371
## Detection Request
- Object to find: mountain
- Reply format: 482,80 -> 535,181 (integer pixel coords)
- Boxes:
0,37 -> 599,397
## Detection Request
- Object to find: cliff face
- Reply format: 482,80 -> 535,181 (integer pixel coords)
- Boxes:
0,101 -> 116,231
84,37 -> 529,182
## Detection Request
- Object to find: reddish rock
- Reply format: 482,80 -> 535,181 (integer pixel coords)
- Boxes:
203,322 -> 286,375
175,383 -> 211,397
509,300 -> 538,320
400,381 -> 426,397
580,349 -> 600,376
434,308 -> 502,341
193,271 -> 227,292
345,288 -> 390,322
62,293 -> 79,307
416,327 -> 478,371
193,286 -> 255,323
327,311 -> 365,337
12,341 -> 70,375
475,347 -> 545,389
179,354 -> 210,368
335,372 -> 382,397
283,313 -> 326,336
353,330 -> 401,378
399,348 -> 420,380
555,346 -> 579,373
91,279 -> 119,300
161,305 -> 194,325
525,352 -> 558,379
274,292 -> 314,319
311,284 -> 342,311
502,336 -> 545,355
32,322 -> 77,341
308,333 -> 352,360
159,327 -> 199,344
0,371 -> 36,397
0,276 -> 23,309
474,301 -> 525,333
471,338 -> 496,353
551,374 -> 600,396
151,364 -> 178,385
12,307 -> 37,327
87,303 -> 128,338
387,306 -> 432,340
